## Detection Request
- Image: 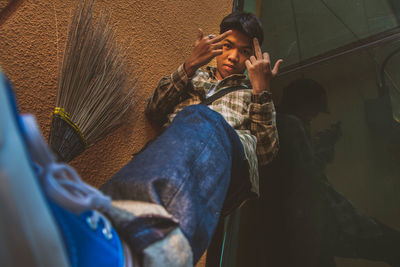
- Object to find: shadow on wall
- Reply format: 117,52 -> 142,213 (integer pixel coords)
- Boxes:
0,0 -> 24,26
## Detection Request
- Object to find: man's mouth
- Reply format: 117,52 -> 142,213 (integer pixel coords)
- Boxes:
224,64 -> 234,71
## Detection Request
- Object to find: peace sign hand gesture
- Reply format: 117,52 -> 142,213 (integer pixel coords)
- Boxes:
245,38 -> 283,95
184,29 -> 232,77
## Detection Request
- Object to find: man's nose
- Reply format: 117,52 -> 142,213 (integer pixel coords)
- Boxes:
228,49 -> 239,62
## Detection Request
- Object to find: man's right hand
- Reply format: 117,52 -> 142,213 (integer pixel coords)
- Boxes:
184,29 -> 232,77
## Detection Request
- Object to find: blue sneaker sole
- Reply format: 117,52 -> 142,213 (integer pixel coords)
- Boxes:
0,72 -> 70,267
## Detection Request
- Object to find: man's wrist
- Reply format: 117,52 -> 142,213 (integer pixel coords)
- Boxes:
251,91 -> 272,104
252,88 -> 270,95
184,61 -> 197,78
172,64 -> 191,92
251,80 -> 271,95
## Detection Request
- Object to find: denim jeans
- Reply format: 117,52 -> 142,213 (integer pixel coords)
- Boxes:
101,105 -> 248,262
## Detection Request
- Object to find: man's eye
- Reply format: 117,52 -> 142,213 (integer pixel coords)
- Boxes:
223,43 -> 232,49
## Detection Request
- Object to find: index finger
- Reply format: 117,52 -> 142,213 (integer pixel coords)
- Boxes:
210,30 -> 232,43
253,38 -> 262,59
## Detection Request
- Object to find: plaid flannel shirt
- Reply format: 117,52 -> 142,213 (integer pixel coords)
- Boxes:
145,64 -> 278,196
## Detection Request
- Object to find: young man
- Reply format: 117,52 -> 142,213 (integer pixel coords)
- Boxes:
145,11 -> 282,209
0,12 -> 281,267
102,11 -> 282,263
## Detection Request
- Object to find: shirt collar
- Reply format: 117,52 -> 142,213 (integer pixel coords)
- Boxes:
206,66 -> 248,87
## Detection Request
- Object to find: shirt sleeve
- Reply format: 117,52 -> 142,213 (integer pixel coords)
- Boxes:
145,64 -> 191,126
249,91 -> 279,166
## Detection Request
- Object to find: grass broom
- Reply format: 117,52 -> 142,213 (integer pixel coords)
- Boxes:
49,0 -> 137,162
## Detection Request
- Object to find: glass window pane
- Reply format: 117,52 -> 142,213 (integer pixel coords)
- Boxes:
253,0 -> 400,67
231,1 -> 400,267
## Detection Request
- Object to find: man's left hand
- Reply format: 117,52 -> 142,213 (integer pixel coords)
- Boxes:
245,38 -> 283,95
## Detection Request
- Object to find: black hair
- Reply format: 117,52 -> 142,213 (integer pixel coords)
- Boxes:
220,11 -> 264,45
279,78 -> 329,115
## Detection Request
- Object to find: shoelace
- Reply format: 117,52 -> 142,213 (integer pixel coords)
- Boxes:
21,114 -> 113,238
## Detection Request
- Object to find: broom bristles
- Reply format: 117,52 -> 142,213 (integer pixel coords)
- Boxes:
50,0 -> 136,161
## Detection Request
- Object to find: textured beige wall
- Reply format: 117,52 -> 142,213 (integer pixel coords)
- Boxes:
0,0 -> 233,188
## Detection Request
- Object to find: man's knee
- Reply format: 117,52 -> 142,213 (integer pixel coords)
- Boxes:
175,104 -> 226,126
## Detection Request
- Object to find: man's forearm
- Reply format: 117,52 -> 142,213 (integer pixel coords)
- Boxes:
145,64 -> 191,126
249,93 -> 279,165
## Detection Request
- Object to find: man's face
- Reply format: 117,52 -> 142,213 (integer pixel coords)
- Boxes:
215,29 -> 253,80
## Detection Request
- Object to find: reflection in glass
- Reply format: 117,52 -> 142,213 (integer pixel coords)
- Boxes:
224,1 -> 400,267
258,0 -> 400,66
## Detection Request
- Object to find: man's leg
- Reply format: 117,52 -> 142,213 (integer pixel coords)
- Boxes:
0,72 -> 193,267
101,104 -> 248,263
0,73 -> 136,267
